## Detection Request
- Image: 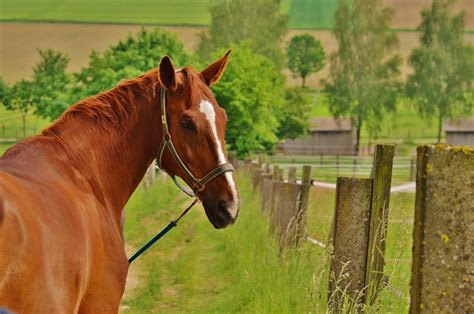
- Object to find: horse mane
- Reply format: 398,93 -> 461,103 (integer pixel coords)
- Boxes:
43,69 -> 160,138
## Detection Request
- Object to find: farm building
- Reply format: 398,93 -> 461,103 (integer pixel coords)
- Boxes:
278,117 -> 354,155
444,117 -> 474,146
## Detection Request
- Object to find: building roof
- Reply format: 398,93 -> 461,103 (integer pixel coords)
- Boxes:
444,117 -> 474,132
310,117 -> 352,132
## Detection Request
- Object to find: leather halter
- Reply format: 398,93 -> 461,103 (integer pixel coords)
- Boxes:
157,87 -> 234,197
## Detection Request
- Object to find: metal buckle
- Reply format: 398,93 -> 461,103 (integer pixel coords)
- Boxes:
192,180 -> 205,193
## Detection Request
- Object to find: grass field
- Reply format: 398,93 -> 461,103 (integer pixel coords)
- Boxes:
307,91 -> 442,156
0,105 -> 50,155
286,0 -> 337,29
0,0 -> 211,26
121,169 -> 413,312
1,0 -> 472,30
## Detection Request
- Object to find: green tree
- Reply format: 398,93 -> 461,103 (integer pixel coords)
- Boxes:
198,0 -> 288,69
211,43 -> 285,156
406,0 -> 473,143
323,0 -> 401,154
0,78 -> 8,105
32,49 -> 73,120
75,28 -> 194,99
2,80 -> 35,137
277,87 -> 312,139
287,34 -> 325,88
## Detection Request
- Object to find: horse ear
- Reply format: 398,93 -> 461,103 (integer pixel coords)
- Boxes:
159,55 -> 177,91
201,50 -> 231,86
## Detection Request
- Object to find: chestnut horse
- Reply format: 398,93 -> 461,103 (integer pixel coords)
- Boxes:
0,51 -> 240,312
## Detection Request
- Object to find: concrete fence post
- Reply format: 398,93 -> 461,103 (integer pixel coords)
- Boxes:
409,145 -> 473,313
328,177 -> 373,311
365,144 -> 394,305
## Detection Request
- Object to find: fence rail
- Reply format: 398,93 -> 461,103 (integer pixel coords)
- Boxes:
265,154 -> 415,183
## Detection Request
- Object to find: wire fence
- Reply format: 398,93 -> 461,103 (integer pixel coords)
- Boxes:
263,154 -> 415,184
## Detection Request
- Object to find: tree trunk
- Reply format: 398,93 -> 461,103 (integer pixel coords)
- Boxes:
355,118 -> 362,156
22,113 -> 26,138
302,75 -> 306,88
437,113 -> 443,144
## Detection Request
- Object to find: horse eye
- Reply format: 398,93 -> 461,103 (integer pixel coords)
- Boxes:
181,119 -> 196,131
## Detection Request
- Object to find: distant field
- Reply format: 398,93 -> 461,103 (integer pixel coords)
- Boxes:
2,23 -> 473,85
286,0 -> 337,29
1,0 -> 472,30
0,0 -> 211,26
285,0 -> 473,30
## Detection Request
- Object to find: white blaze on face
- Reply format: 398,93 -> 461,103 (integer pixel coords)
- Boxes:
199,100 -> 239,218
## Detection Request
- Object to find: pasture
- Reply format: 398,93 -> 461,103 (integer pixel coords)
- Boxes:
0,105 -> 49,155
0,0 -> 211,26
121,170 -> 414,312
1,0 -> 473,30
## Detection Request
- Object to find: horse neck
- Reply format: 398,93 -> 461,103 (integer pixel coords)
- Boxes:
45,77 -> 162,214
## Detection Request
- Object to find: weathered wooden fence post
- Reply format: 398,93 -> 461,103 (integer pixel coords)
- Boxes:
365,144 -> 394,305
260,174 -> 273,213
328,177 -> 373,311
269,167 -> 284,234
409,156 -> 416,182
273,165 -> 312,249
410,145 -> 473,313
288,166 -> 297,183
228,151 -> 237,168
295,165 -> 312,246
251,162 -> 263,190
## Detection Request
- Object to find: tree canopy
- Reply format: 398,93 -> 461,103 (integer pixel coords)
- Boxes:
197,0 -> 288,69
211,43 -> 286,156
287,34 -> 325,87
277,87 -> 312,139
323,0 -> 401,154
32,49 -> 73,120
1,80 -> 35,137
406,0 -> 473,143
75,28 -> 194,100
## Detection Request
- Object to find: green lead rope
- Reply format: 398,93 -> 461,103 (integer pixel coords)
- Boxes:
128,198 -> 199,264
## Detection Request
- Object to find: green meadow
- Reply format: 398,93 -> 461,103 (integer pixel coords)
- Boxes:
0,0 -> 211,26
121,170 -> 413,312
0,106 -> 50,155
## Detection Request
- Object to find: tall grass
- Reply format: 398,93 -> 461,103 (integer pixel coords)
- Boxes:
122,170 -> 414,312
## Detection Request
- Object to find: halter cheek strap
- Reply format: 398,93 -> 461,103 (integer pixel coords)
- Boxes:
157,87 -> 234,197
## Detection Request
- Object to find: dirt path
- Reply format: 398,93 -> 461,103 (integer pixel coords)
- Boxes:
119,191 -> 201,312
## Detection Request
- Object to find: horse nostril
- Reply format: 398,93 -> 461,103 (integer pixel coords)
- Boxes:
217,200 -> 229,214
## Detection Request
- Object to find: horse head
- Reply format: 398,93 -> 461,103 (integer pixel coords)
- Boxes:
157,51 -> 240,229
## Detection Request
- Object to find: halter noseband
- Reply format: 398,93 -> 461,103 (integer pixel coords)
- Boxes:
157,87 -> 234,197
